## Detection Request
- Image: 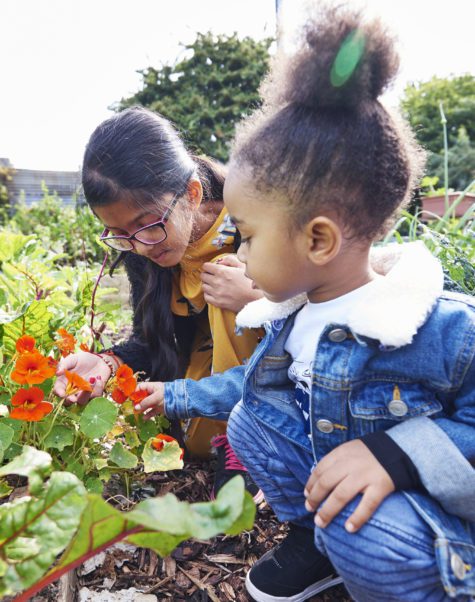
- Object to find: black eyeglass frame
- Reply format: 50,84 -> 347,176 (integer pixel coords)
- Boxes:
99,194 -> 180,252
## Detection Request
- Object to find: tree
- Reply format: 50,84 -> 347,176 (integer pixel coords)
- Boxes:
401,75 -> 475,153
114,32 -> 273,163
427,127 -> 475,191
401,75 -> 475,190
0,164 -> 15,224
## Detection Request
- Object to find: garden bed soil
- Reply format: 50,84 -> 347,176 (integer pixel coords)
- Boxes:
26,459 -> 351,602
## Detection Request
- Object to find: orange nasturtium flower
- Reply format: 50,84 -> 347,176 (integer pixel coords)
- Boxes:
111,387 -> 128,404
64,370 -> 93,397
79,343 -> 90,352
151,434 -> 184,460
55,328 -> 77,357
130,389 -> 148,405
114,365 -> 137,396
16,335 -> 37,355
10,387 -> 53,421
11,352 -> 56,385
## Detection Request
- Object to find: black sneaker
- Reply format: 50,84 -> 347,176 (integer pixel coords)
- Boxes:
246,523 -> 343,602
211,434 -> 264,503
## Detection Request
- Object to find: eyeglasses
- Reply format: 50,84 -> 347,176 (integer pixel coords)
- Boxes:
99,194 -> 180,252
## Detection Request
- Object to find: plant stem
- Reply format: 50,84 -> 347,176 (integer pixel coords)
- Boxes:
12,525 -> 144,602
89,251 -> 109,352
40,398 -> 65,446
439,101 -> 449,214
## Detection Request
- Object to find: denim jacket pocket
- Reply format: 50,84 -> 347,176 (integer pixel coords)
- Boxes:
349,382 -> 443,423
254,354 -> 295,404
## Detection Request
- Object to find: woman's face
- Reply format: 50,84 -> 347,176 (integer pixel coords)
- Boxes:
93,194 -> 194,268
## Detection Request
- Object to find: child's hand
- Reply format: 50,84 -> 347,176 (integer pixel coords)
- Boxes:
133,382 -> 165,420
304,439 -> 395,533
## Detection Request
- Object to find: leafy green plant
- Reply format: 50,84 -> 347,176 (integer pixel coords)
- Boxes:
8,183 -> 105,265
0,164 -> 15,225
115,32 -> 273,162
0,446 -> 255,600
385,187 -> 475,295
0,229 -> 155,489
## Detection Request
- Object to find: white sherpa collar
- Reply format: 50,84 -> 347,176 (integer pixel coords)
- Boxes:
236,241 -> 444,348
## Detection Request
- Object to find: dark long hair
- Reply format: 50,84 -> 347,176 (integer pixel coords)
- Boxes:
82,107 -> 225,380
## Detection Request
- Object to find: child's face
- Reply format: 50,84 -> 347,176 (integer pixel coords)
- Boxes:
224,167 -> 321,304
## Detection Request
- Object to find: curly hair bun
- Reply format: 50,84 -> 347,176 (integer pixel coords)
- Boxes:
263,4 -> 400,110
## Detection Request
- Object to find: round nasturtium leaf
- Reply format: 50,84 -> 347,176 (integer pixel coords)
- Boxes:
43,426 -> 74,451
109,441 -> 138,469
84,477 -> 104,494
137,416 -> 160,442
79,397 -> 118,439
0,423 -> 14,455
142,437 -> 184,473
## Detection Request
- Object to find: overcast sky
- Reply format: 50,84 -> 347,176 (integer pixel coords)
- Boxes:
1,0 -> 474,171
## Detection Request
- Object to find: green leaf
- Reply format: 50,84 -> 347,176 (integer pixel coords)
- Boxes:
0,472 -> 254,598
126,530 -> 185,558
136,415 -> 160,442
142,437 -> 184,473
43,425 -> 74,451
109,442 -> 138,469
0,446 -> 51,494
0,423 -> 14,452
0,471 -> 87,597
4,441 -> 22,461
225,490 -> 256,536
84,477 -> 104,494
52,494 -> 130,573
2,301 -> 54,357
124,430 -> 141,449
79,397 -> 118,439
0,478 -> 13,499
65,459 -> 85,480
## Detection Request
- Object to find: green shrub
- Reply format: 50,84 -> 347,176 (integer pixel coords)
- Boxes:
8,183 -> 104,265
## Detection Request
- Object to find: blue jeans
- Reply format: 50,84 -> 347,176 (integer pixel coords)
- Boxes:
228,400 -> 473,601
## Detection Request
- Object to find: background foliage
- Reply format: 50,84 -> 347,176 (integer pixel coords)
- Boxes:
401,74 -> 475,190
114,32 -> 273,162
0,165 -> 15,225
8,184 -> 104,265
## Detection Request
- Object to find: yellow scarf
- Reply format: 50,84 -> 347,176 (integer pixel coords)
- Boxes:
171,207 -> 237,316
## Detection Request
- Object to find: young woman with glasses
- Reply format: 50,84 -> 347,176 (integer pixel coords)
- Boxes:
53,106 -> 263,500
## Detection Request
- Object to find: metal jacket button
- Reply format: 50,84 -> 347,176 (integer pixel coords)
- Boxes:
316,419 -> 334,433
388,399 -> 408,417
328,328 -> 347,343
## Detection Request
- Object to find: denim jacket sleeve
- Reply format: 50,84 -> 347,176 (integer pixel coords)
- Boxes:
163,365 -> 246,421
387,314 -> 475,522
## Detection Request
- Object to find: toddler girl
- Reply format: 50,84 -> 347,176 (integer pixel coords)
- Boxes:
137,6 -> 475,601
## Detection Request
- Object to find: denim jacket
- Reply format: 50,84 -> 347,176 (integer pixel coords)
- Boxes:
165,242 -> 475,596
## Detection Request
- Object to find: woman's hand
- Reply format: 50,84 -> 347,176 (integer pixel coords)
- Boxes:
134,381 -> 165,420
304,440 -> 395,533
54,351 -> 111,404
201,254 -> 263,313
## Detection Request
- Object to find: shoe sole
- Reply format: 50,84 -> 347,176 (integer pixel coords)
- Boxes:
245,572 -> 343,602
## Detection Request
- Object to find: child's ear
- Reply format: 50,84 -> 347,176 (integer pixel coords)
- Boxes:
186,178 -> 203,209
304,216 -> 342,266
